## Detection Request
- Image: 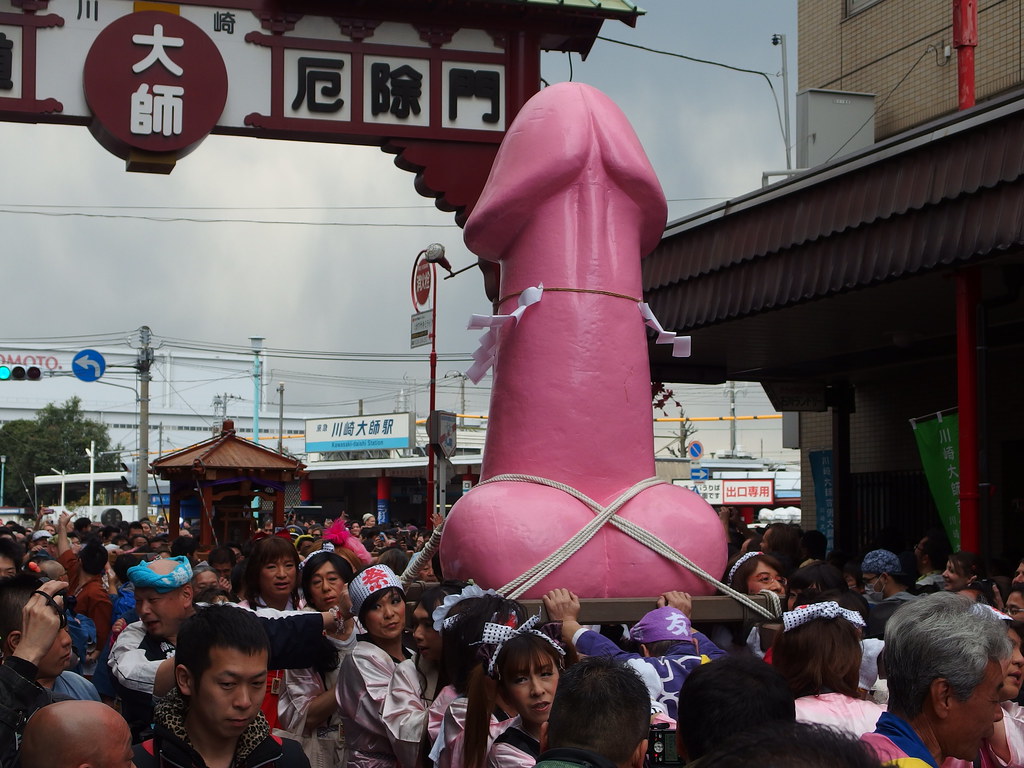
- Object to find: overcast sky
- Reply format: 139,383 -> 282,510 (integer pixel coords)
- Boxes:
1,0 -> 798,459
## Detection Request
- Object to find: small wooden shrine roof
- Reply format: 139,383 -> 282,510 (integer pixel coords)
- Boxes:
150,420 -> 305,479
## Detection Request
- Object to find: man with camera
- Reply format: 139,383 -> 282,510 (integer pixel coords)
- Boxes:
0,577 -> 71,765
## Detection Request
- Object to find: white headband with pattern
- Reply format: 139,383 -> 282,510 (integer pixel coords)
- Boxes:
727,551 -> 761,585
782,601 -> 866,632
474,614 -> 565,677
432,583 -> 500,631
299,541 -> 336,569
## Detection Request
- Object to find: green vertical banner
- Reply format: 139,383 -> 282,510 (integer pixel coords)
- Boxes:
912,411 -> 960,551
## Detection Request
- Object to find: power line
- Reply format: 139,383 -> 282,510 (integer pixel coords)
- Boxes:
0,331 -> 135,344
0,203 -> 438,211
158,337 -> 474,363
0,208 -> 458,228
824,46 -> 931,164
597,36 -> 775,79
594,36 -> 789,163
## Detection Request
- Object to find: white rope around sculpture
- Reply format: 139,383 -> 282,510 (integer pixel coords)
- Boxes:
477,472 -> 782,620
401,522 -> 444,586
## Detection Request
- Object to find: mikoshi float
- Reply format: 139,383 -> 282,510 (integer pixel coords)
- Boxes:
436,82 -> 729,599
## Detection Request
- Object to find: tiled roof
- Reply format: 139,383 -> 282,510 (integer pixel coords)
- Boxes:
151,426 -> 305,474
643,88 -> 1024,333
641,87 -> 1024,383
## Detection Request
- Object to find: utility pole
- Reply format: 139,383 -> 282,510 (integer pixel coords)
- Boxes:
458,375 -> 466,426
212,393 -> 241,434
277,382 -> 285,454
727,381 -> 737,455
136,326 -> 153,521
250,337 -> 264,446
87,441 -> 95,516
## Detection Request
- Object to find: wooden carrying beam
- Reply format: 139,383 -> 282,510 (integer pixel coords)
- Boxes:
401,586 -> 771,625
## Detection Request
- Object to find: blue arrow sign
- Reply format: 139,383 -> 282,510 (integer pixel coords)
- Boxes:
690,467 -> 710,481
72,349 -> 106,382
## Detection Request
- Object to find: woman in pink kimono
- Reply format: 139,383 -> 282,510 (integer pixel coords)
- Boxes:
772,600 -> 886,738
429,591 -> 527,768
381,583 -> 466,768
278,551 -> 357,768
336,564 -> 416,768
462,621 -> 572,768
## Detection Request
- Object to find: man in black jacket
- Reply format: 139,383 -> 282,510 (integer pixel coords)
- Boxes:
0,578 -> 68,767
134,604 -> 309,768
111,556 -> 342,742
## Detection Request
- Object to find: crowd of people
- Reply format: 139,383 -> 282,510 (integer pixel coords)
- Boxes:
0,506 -> 1022,768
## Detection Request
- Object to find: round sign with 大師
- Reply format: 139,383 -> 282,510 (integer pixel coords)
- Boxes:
83,11 -> 228,160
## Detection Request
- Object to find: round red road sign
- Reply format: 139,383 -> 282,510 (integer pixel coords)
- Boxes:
83,11 -> 228,160
412,257 -> 433,310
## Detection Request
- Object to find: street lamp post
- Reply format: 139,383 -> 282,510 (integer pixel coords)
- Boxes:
771,33 -> 792,170
250,337 -> 265,517
413,244 -> 447,525
427,260 -> 438,525
85,440 -> 95,517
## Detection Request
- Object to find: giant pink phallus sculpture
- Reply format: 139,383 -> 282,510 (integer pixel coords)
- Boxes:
439,82 -> 727,598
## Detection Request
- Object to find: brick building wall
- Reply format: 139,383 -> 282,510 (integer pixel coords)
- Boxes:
799,0 -> 1023,140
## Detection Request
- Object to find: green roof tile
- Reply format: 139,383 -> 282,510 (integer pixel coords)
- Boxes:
472,0 -> 644,17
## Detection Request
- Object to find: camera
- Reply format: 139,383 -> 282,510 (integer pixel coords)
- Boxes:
647,723 -> 681,766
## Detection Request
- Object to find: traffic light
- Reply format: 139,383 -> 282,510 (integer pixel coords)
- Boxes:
0,365 -> 41,381
120,461 -> 137,491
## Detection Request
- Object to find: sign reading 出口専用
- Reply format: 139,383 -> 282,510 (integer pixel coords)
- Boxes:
305,412 -> 415,454
721,479 -> 774,505
1,0 -> 508,164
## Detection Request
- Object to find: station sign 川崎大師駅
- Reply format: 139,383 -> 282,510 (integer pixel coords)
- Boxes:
305,412 -> 415,454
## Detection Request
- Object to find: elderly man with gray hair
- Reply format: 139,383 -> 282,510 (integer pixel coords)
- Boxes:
861,591 -> 1011,767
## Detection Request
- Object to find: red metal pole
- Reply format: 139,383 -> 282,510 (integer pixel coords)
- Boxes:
426,265 -> 437,527
956,269 -> 980,552
953,0 -> 979,552
953,0 -> 977,109
376,475 -> 390,523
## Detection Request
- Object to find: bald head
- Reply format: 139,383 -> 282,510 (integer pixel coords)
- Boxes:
21,701 -> 134,768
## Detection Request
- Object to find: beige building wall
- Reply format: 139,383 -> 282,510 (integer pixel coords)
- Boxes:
799,0 -> 1023,139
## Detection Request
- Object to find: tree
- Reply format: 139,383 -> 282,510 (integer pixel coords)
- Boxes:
0,397 -> 119,508
652,382 -> 698,457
